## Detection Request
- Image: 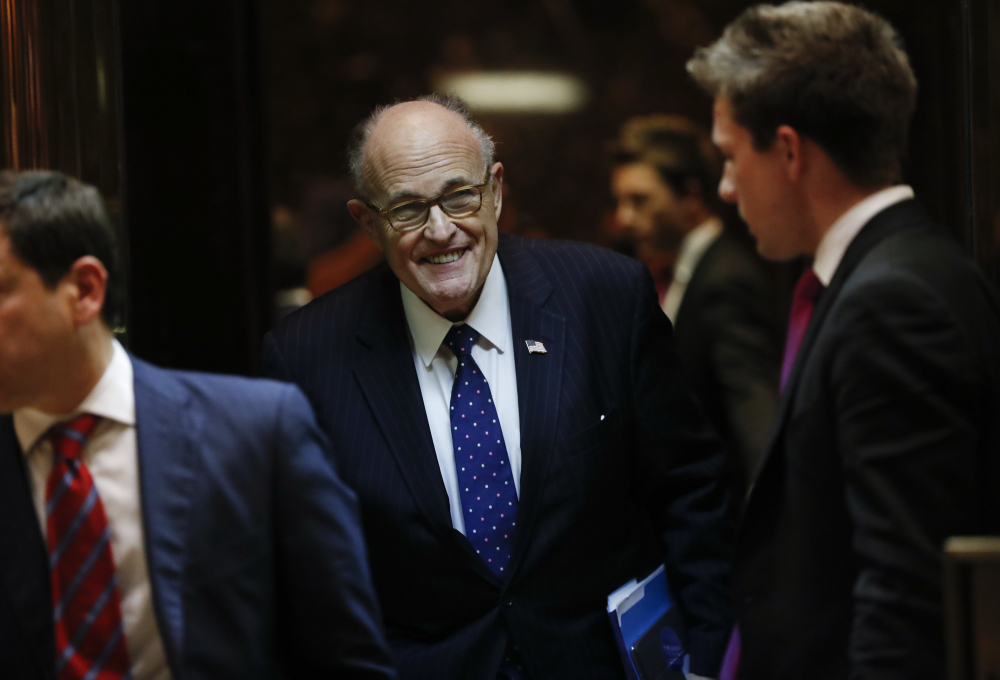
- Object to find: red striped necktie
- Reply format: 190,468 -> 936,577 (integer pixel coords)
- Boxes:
779,268 -> 825,392
46,414 -> 132,680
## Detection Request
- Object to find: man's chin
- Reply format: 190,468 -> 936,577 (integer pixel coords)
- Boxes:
0,393 -> 24,414
416,282 -> 481,319
756,242 -> 799,263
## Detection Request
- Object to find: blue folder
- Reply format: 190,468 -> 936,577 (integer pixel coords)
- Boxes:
607,564 -> 688,680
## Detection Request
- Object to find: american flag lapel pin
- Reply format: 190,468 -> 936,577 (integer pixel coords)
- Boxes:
525,339 -> 547,354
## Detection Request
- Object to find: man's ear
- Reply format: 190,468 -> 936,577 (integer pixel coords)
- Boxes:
63,256 -> 107,327
347,199 -> 384,252
489,162 -> 504,221
775,125 -> 803,182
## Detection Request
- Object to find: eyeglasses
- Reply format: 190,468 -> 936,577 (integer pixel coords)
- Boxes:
366,174 -> 493,232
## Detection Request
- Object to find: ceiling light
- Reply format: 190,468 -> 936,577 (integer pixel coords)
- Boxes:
435,71 -> 589,114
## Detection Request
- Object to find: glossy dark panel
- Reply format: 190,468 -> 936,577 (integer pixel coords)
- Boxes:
0,0 -> 127,319
1,0 -> 49,171
873,0 -> 967,244
960,0 -> 1000,286
119,0 -> 271,374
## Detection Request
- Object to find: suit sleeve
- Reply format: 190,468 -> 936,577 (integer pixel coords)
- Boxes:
629,265 -> 736,677
261,331 -> 293,382
832,276 -> 984,680
703,269 -> 781,488
271,382 -> 397,679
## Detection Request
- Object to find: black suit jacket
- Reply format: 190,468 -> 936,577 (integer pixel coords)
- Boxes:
735,200 -> 1000,680
671,231 -> 782,503
262,234 -> 735,680
0,358 -> 394,680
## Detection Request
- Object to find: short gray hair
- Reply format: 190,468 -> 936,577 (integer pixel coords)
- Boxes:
347,93 -> 496,201
687,1 -> 917,189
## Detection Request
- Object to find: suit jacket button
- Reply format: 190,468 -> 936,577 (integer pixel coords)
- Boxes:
504,601 -> 513,608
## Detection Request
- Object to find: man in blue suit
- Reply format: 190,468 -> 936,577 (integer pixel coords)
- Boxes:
262,95 -> 734,680
0,170 -> 395,679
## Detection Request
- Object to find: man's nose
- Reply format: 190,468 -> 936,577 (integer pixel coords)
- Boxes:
615,203 -> 635,229
423,204 -> 456,241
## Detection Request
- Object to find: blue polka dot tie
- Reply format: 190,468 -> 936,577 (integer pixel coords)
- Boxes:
445,324 -> 518,578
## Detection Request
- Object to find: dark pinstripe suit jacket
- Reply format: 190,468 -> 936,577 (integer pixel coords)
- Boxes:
262,234 -> 734,680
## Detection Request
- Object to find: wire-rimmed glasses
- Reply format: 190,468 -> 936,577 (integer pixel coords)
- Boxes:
366,174 -> 493,232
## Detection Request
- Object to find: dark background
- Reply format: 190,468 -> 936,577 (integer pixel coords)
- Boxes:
260,0 -> 978,248
2,0 -> 998,375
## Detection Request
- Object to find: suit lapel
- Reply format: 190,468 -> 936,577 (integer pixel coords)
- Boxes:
752,199 -> 926,484
133,357 -> 200,676
673,233 -> 724,330
0,416 -> 55,678
352,269 -> 456,543
496,236 -> 566,583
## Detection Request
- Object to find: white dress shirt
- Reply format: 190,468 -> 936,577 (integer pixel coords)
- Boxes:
401,254 -> 522,535
661,217 -> 725,323
14,339 -> 172,680
812,185 -> 914,285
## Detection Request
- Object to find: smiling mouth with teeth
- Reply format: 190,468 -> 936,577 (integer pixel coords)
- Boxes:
425,250 -> 464,264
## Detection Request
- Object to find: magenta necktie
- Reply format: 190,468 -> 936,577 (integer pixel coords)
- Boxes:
718,626 -> 741,680
721,271 -> 823,680
46,414 -> 133,680
779,268 -> 824,392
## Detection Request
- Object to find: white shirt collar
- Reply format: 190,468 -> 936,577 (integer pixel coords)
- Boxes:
401,253 -> 511,368
672,216 -> 724,285
14,338 -> 135,454
812,185 -> 914,285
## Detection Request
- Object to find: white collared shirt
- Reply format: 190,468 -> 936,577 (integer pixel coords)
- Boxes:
812,185 -> 914,285
661,217 -> 724,323
401,254 -> 522,535
15,340 -> 171,680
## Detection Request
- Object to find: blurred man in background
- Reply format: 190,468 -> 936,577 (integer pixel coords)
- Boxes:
273,177 -> 384,322
263,94 -> 734,680
608,119 -> 679,296
688,2 -> 1000,678
611,116 -> 782,504
0,170 -> 394,680
300,177 -> 384,297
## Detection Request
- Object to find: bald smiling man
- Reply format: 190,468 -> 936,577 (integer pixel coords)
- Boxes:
262,95 -> 735,680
